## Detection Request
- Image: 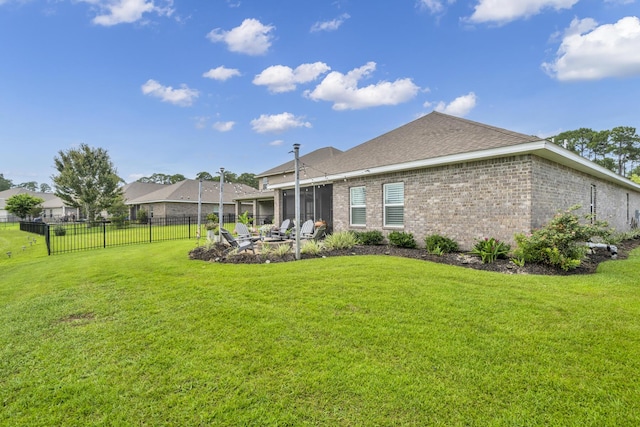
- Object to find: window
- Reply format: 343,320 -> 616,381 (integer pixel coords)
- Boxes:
262,177 -> 268,190
384,182 -> 404,227
590,184 -> 597,223
350,186 -> 366,226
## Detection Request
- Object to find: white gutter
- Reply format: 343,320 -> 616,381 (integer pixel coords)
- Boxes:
269,140 -> 640,192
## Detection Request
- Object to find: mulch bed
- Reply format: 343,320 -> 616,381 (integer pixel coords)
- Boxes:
189,238 -> 640,276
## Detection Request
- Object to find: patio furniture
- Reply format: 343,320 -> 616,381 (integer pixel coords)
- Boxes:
220,228 -> 255,254
270,219 -> 291,240
302,224 -> 326,241
299,219 -> 315,239
235,223 -> 261,242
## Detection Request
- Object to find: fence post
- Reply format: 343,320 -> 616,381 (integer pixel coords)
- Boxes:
103,221 -> 107,248
45,223 -> 51,256
149,217 -> 152,243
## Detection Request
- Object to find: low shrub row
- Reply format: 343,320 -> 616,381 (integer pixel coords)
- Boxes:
217,205 -> 621,270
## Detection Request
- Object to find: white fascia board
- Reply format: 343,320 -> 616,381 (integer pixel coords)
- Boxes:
269,140 -> 640,192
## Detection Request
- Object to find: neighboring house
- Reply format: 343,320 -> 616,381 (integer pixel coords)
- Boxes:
260,111 -> 640,249
124,179 -> 257,220
0,188 -> 80,222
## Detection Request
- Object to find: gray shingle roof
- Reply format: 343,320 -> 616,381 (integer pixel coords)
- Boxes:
125,179 -> 257,205
257,146 -> 343,177
121,182 -> 167,202
300,111 -> 542,178
0,188 -> 67,209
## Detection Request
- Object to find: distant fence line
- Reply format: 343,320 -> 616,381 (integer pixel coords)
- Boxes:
20,216 -> 212,256
19,214 -> 275,255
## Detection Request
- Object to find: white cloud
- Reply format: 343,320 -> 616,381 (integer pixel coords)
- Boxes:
82,0 -> 174,26
542,16 -> 640,81
468,0 -> 578,24
141,79 -> 199,106
310,13 -> 350,32
207,18 -> 275,56
269,140 -> 284,146
304,62 -> 420,110
202,66 -> 241,81
253,62 -> 331,93
250,112 -> 312,134
212,121 -> 235,132
430,92 -> 477,117
417,0 -> 456,14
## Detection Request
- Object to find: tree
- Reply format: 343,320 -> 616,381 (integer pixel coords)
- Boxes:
237,172 -> 258,189
610,126 -> 640,176
17,181 -> 38,191
588,130 -> 612,162
195,171 -> 215,181
5,193 -> 44,219
137,173 -> 186,184
39,183 -> 52,193
0,173 -> 13,191
52,144 -> 123,222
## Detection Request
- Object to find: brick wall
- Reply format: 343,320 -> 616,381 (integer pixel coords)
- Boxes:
531,157 -> 640,231
333,155 -> 640,250
333,156 -> 533,250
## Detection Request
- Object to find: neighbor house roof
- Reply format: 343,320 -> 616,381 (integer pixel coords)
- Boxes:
121,181 -> 168,202
268,111 -> 640,192
0,188 -> 68,209
125,179 -> 258,205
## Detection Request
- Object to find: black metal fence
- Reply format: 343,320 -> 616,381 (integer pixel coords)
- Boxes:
19,213 -> 277,255
21,217 -> 207,255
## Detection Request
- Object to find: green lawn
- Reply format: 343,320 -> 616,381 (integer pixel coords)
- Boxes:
1,227 -> 640,426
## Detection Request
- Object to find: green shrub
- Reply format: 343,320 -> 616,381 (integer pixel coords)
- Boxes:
513,205 -> 611,271
323,231 -> 358,250
137,209 -> 149,224
238,211 -> 252,226
260,242 -> 274,259
301,240 -> 323,255
471,237 -> 510,263
206,213 -> 219,223
273,243 -> 292,256
388,231 -> 417,249
424,234 -> 459,254
53,225 -> 66,236
111,214 -> 128,229
353,230 -> 384,245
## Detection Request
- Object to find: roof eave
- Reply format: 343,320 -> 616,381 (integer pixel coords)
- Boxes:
269,141 -> 640,192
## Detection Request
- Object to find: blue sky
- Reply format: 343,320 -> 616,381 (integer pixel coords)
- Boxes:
1,0 -> 639,187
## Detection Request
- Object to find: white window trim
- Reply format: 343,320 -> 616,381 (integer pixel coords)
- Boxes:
383,182 -> 404,227
350,186 -> 366,226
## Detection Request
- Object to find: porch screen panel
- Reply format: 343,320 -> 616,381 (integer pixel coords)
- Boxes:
384,182 -> 404,227
350,186 -> 366,226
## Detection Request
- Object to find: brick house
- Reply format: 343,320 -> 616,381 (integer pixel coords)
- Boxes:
258,112 -> 640,250
124,179 -> 257,221
0,188 -> 80,222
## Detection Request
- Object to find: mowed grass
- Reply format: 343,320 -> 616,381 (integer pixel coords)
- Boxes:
1,228 -> 640,426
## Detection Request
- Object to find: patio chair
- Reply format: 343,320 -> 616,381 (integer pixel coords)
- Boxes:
302,224 -> 326,241
235,223 -> 261,242
270,219 -> 291,240
220,228 -> 255,254
298,219 -> 315,239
